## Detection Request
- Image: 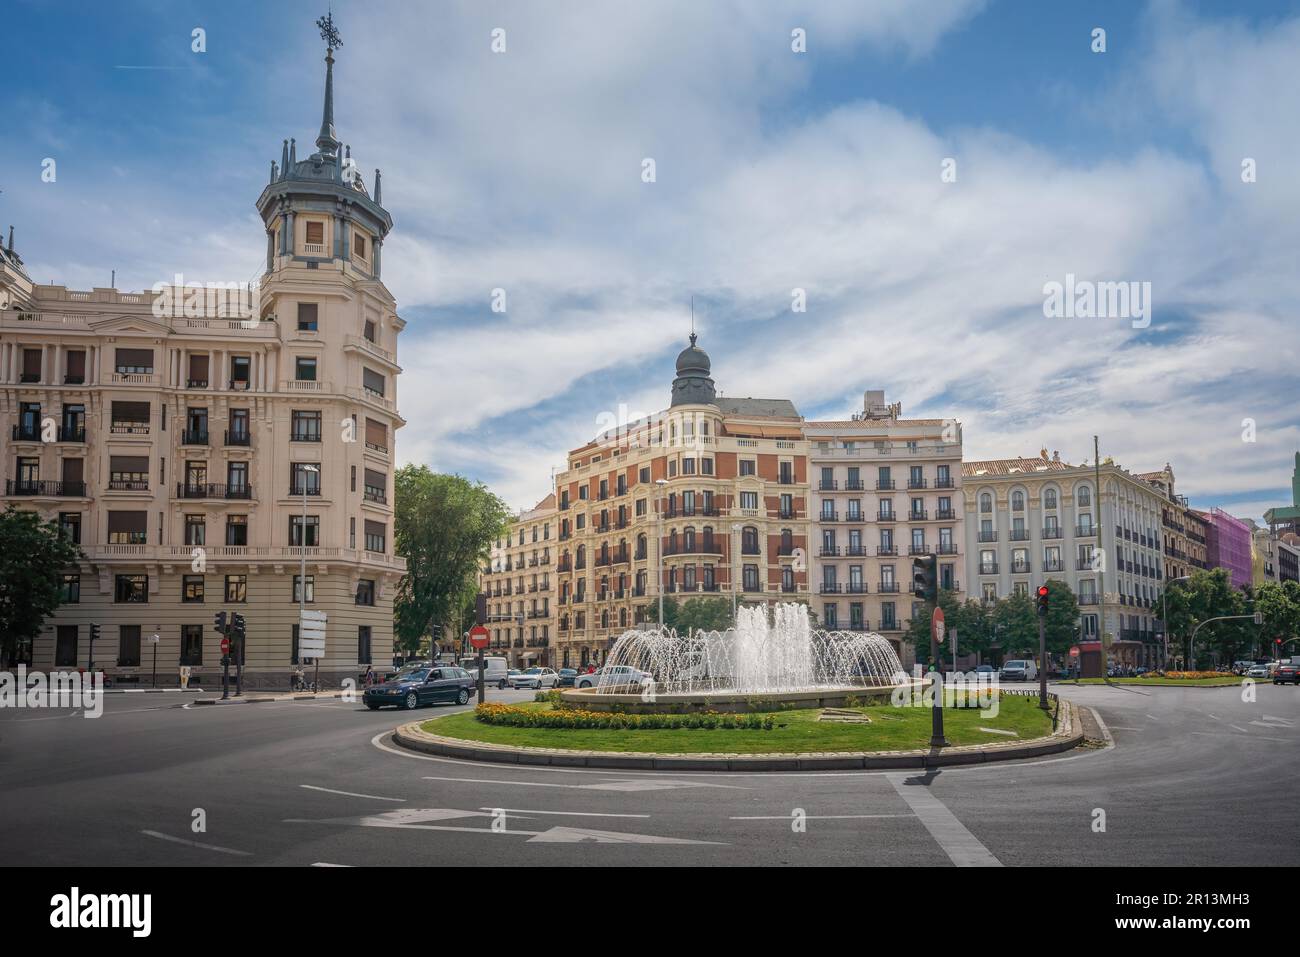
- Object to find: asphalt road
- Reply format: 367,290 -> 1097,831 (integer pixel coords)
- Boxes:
1,682 -> 1297,866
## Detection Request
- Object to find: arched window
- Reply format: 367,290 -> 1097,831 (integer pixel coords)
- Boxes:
1012,490 -> 1025,511
1044,489 -> 1058,510
636,533 -> 647,559
601,610 -> 609,628
1078,485 -> 1092,507
742,526 -> 759,554
684,526 -> 696,551
980,492 -> 992,513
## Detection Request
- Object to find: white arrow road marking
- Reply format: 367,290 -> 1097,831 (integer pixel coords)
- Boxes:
526,826 -> 723,845
421,774 -> 745,791
311,862 -> 353,867
300,784 -> 405,802
479,807 -> 650,818
1191,731 -> 1292,743
1259,714 -> 1294,727
141,830 -> 252,856
886,774 -> 1001,867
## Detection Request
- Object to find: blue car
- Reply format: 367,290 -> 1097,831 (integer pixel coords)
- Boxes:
363,667 -> 476,710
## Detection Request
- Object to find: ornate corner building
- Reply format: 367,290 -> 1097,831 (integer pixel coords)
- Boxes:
0,32 -> 405,685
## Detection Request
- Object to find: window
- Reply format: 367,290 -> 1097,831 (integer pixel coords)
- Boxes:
114,348 -> 154,375
107,512 -> 148,545
743,564 -> 760,592
185,514 -> 205,546
1045,489 -> 1058,509
980,493 -> 992,513
291,410 -> 322,441
61,574 -> 80,604
356,579 -> 376,606
293,575 -> 315,603
364,468 -> 386,503
229,355 -> 251,388
109,455 -> 149,490
295,357 -> 317,381
364,520 -> 386,553
225,575 -> 247,603
55,626 -> 78,667
58,512 -> 81,544
1012,490 -> 1025,511
181,625 -> 203,665
740,491 -> 758,510
364,320 -> 376,342
364,417 -> 388,452
291,463 -> 321,495
182,575 -> 205,603
296,302 -> 318,332
354,232 -> 368,260
305,221 -> 325,246
118,626 -> 142,666
290,516 -> 321,547
363,367 -> 386,397
358,626 -> 372,664
226,514 -> 248,547
1078,485 -> 1092,507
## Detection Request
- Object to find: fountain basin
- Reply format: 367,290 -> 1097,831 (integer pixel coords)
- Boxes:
558,681 -> 910,714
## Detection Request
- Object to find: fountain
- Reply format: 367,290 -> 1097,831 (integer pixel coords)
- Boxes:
561,603 -> 913,714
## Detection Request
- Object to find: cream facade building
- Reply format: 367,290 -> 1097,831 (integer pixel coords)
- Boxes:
963,451 -> 1168,667
805,392 -> 964,666
480,494 -> 556,667
0,36 -> 405,686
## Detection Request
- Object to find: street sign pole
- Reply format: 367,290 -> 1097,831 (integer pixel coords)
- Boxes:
1038,614 -> 1048,710
469,625 -> 490,701
150,633 -> 159,688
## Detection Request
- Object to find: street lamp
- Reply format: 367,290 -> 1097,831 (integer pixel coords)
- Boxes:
655,479 -> 669,629
731,523 -> 743,619
1161,575 -> 1190,669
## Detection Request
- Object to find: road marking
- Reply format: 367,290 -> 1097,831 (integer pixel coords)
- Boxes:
422,774 -> 745,791
1206,714 -> 1220,721
1144,713 -> 1159,721
1191,731 -> 1292,743
479,807 -> 650,818
1230,724 -> 1249,733
300,784 -> 405,802
1107,726 -> 1143,731
886,774 -> 1002,867
730,814 -> 912,820
526,826 -> 722,845
312,862 -> 353,867
141,830 -> 251,856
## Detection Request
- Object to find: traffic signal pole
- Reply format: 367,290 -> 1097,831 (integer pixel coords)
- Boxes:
1037,585 -> 1050,710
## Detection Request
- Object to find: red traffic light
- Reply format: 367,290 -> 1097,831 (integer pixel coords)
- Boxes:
1037,585 -> 1049,598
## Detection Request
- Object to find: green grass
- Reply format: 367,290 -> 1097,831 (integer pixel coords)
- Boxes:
419,694 -> 1055,755
1065,676 -> 1242,687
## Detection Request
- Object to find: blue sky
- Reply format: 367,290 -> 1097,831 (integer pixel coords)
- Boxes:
3,0 -> 1298,517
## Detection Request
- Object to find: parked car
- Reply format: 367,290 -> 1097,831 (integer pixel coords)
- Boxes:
575,665 -> 651,689
1273,663 -> 1300,685
999,659 -> 1038,682
364,667 -> 475,710
508,667 -> 560,690
1246,664 -> 1271,679
556,668 -> 579,687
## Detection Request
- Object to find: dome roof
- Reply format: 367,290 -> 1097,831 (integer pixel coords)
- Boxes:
675,332 -> 711,376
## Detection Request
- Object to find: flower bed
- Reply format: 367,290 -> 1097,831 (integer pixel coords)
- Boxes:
476,702 -> 775,731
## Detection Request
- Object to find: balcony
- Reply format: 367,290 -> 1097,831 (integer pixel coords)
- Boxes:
185,379 -> 209,389
1042,526 -> 1063,539
818,546 -> 840,557
908,509 -> 928,521
1043,560 -> 1064,572
908,478 -> 928,490
934,477 -> 955,489
1011,561 -> 1032,574
878,620 -> 901,632
817,479 -> 838,491
224,429 -> 251,447
110,422 -> 150,435
181,429 -> 209,446
58,426 -> 86,443
845,545 -> 867,557
977,530 -> 998,543
11,425 -> 41,442
877,581 -> 900,593
936,508 -> 957,520
978,562 -> 999,575
844,480 -> 865,491
819,582 -> 842,594
1075,525 -> 1097,537
176,483 -> 253,500
845,582 -> 868,594
876,511 -> 897,522
819,511 -> 839,523
1078,594 -> 1099,605
289,485 -> 323,497
908,544 -> 929,555
1009,529 -> 1030,542
107,480 -> 149,492
876,480 -> 895,490
1076,558 -> 1094,570
937,543 -> 958,555
876,545 -> 897,556
844,511 -> 865,523
5,479 -> 87,497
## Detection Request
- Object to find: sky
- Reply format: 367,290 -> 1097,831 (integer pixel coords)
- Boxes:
2,0 -> 1298,519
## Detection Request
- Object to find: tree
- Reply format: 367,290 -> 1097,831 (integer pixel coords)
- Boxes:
904,588 -> 963,664
675,597 -> 734,633
0,508 -> 82,666
992,591 -> 1038,656
643,595 -> 681,630
393,467 -> 511,657
1255,581 -> 1300,657
1163,568 -> 1252,667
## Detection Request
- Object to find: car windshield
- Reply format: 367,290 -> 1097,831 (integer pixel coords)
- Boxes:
523,668 -> 541,674
401,670 -> 430,682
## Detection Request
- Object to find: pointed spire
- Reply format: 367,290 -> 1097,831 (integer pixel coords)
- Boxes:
373,168 -> 382,205
316,47 -> 340,158
6,225 -> 13,253
290,137 -> 297,167
280,139 -> 289,180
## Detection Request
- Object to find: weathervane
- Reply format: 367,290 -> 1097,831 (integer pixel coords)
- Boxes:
317,11 -> 342,51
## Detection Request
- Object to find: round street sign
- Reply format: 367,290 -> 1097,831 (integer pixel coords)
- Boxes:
469,625 -> 490,650
220,637 -> 231,655
1069,645 -> 1080,657
931,607 -> 945,641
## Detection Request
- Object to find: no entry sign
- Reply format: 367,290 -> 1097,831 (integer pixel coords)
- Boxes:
469,625 -> 490,650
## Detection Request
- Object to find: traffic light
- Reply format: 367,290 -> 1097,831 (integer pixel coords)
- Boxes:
214,611 -> 228,634
911,555 -> 937,604
89,623 -> 100,642
231,613 -> 246,641
1037,584 -> 1050,616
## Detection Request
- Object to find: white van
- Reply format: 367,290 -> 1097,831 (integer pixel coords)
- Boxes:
460,656 -> 509,688
998,659 -> 1038,682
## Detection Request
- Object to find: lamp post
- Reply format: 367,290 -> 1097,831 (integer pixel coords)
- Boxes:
731,523 -> 743,620
655,479 -> 668,628
299,464 -> 319,681
1161,575 -> 1190,669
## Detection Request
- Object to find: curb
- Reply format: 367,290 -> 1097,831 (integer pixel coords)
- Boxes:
391,700 -> 1085,772
191,691 -> 355,706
